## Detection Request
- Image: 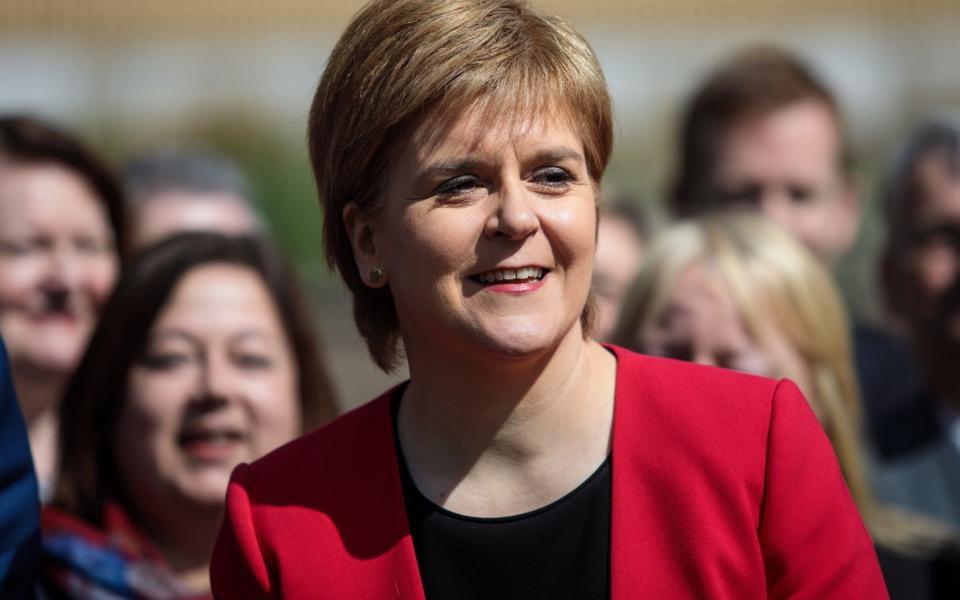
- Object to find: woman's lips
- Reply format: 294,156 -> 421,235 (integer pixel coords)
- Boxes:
30,308 -> 80,326
177,428 -> 246,462
469,266 -> 550,295
482,278 -> 548,294
472,271 -> 550,295
472,266 -> 546,283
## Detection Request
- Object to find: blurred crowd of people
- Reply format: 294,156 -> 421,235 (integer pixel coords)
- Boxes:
0,33 -> 957,600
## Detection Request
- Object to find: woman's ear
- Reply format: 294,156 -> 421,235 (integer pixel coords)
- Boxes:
343,203 -> 387,288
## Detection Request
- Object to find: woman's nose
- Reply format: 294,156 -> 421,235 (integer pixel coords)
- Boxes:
42,243 -> 83,288
485,180 -> 539,240
196,356 -> 234,406
38,246 -> 82,306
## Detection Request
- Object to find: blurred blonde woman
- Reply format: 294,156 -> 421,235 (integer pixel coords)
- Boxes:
613,212 -> 958,596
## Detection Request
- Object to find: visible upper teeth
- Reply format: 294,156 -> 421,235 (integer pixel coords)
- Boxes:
476,267 -> 543,283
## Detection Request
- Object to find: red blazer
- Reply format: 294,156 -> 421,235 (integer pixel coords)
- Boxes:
211,346 -> 887,599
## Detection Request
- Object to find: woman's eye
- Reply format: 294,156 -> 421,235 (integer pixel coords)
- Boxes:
715,351 -> 740,371
235,354 -> 272,369
531,166 -> 573,190
719,185 -> 761,206
435,175 -> 481,198
725,352 -> 770,377
75,237 -> 111,254
139,353 -> 190,370
0,240 -> 32,256
662,342 -> 693,362
787,185 -> 815,204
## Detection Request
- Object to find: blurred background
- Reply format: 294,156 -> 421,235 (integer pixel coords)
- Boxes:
2,0 -> 958,409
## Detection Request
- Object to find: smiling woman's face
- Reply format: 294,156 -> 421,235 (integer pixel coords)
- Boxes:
113,264 -> 301,517
0,163 -> 118,380
358,104 -> 598,363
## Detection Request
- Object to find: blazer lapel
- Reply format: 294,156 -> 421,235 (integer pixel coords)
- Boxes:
363,388 -> 427,600
608,345 -> 647,600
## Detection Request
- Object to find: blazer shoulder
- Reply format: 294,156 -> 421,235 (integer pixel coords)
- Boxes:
609,344 -> 779,412
219,385 -> 416,586
240,386 -> 401,505
607,345 -> 789,473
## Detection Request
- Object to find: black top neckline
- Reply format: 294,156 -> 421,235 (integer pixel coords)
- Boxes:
390,387 -> 612,524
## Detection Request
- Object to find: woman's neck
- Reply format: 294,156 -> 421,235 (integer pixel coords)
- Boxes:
146,505 -> 223,595
12,366 -> 65,494
399,330 -> 616,517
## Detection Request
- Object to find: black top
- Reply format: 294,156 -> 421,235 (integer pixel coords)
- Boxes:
392,396 -> 612,600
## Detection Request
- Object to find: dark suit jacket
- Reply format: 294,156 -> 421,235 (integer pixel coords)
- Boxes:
853,323 -> 936,458
212,346 -> 887,599
0,338 -> 40,597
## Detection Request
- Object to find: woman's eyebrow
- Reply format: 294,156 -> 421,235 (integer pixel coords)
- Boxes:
230,330 -> 279,344
412,146 -> 584,189
530,147 -> 583,164
419,157 -> 483,178
409,157 -> 484,192
143,329 -> 200,349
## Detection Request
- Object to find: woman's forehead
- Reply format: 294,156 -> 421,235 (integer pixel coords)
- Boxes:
407,98 -> 582,159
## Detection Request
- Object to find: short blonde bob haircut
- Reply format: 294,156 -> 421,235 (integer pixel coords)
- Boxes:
309,0 -> 613,371
613,212 -> 953,554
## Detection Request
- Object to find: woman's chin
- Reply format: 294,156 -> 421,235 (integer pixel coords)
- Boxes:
180,488 -> 230,516
174,472 -> 233,513
20,346 -> 83,377
465,316 -> 580,362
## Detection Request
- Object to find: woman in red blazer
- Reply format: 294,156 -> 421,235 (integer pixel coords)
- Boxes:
211,0 -> 888,597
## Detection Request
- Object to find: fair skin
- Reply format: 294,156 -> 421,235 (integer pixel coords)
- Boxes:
713,100 -> 860,261
345,104 -> 616,518
131,191 -> 260,250
113,264 -> 301,592
592,214 -> 645,341
641,263 -> 813,398
0,162 -> 117,489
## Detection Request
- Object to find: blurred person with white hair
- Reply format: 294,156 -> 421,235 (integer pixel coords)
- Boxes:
121,149 -> 265,252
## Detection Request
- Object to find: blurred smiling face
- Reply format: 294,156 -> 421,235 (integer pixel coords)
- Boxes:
114,264 -> 301,515
0,162 -> 118,379
357,103 -> 597,362
641,263 -> 812,395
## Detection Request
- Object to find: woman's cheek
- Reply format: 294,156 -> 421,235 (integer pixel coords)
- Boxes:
248,375 -> 301,447
88,258 -> 119,304
0,259 -> 44,299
